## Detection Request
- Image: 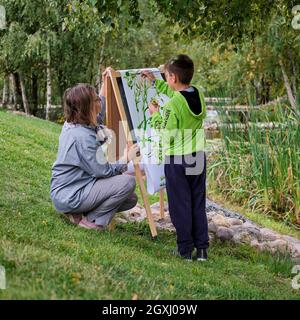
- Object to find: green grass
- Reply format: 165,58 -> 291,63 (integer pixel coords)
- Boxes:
0,109 -> 300,299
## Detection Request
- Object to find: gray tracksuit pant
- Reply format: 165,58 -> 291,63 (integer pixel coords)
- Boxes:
71,174 -> 137,226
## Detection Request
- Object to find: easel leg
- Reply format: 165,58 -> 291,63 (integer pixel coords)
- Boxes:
159,189 -> 165,219
134,164 -> 157,238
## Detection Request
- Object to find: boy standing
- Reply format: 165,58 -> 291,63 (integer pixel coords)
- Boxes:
142,54 -> 209,261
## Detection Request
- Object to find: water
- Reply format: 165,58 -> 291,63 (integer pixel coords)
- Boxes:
205,110 -> 221,139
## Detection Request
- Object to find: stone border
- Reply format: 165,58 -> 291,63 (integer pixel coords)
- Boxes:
117,200 -> 300,261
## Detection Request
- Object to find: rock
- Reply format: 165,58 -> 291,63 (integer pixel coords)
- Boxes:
157,223 -> 175,232
260,228 -> 279,241
120,212 -> 129,220
207,211 -> 217,222
127,207 -> 141,214
241,224 -> 262,241
151,201 -> 169,211
135,203 -> 144,210
232,226 -> 261,243
233,231 -> 253,244
242,221 -> 259,229
164,202 -> 169,210
122,207 -> 146,222
228,218 -> 243,226
216,227 -> 234,241
150,209 -> 163,221
208,222 -> 218,233
207,214 -> 213,222
289,243 -> 300,259
250,240 -> 265,252
232,225 -> 262,243
266,239 -> 290,254
282,235 -> 300,245
115,218 -> 128,225
230,225 -> 243,231
249,228 -> 262,241
209,232 -> 215,242
139,209 -> 147,220
212,214 -> 230,228
150,203 -> 160,211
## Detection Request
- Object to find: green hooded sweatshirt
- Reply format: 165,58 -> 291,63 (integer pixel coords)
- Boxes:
150,79 -> 206,156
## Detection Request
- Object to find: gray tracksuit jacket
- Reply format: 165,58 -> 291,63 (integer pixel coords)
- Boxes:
50,97 -> 127,212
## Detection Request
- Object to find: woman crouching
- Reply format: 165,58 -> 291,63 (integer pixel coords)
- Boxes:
50,69 -> 139,230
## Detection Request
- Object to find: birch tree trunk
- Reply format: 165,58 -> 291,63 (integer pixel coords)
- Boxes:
10,73 -> 17,110
31,73 -> 38,116
8,79 -> 13,105
2,75 -> 9,106
46,40 -> 52,121
97,33 -> 108,94
291,60 -> 297,98
279,59 -> 297,111
19,73 -> 30,114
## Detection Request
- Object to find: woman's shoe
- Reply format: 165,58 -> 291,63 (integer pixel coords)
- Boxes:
78,217 -> 104,231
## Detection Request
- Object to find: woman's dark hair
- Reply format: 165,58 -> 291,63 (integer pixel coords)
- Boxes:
63,83 -> 99,126
164,54 -> 194,84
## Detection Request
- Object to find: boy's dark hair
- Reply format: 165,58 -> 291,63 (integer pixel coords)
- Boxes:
164,54 -> 194,84
63,83 -> 99,126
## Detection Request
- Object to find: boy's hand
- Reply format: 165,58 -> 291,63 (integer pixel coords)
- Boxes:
149,100 -> 160,115
141,70 -> 156,82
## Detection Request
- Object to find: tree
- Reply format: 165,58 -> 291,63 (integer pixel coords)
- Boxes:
153,0 -> 299,107
0,20 -> 29,112
268,5 -> 300,112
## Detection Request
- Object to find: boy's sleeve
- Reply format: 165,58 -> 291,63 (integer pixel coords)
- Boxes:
150,101 -> 179,131
155,79 -> 175,98
150,102 -> 179,157
150,111 -> 163,129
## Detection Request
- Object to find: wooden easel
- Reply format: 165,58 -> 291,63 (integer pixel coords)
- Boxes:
105,70 -> 165,238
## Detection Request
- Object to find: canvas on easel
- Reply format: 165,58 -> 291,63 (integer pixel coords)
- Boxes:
105,69 -> 169,237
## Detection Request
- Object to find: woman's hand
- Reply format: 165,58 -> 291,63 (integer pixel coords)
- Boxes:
102,66 -> 114,81
123,143 -> 140,163
126,144 -> 140,162
100,66 -> 114,97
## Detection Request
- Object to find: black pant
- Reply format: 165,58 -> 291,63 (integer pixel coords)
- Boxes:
164,151 -> 209,255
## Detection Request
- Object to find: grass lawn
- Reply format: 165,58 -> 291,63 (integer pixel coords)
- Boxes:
0,109 -> 299,299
